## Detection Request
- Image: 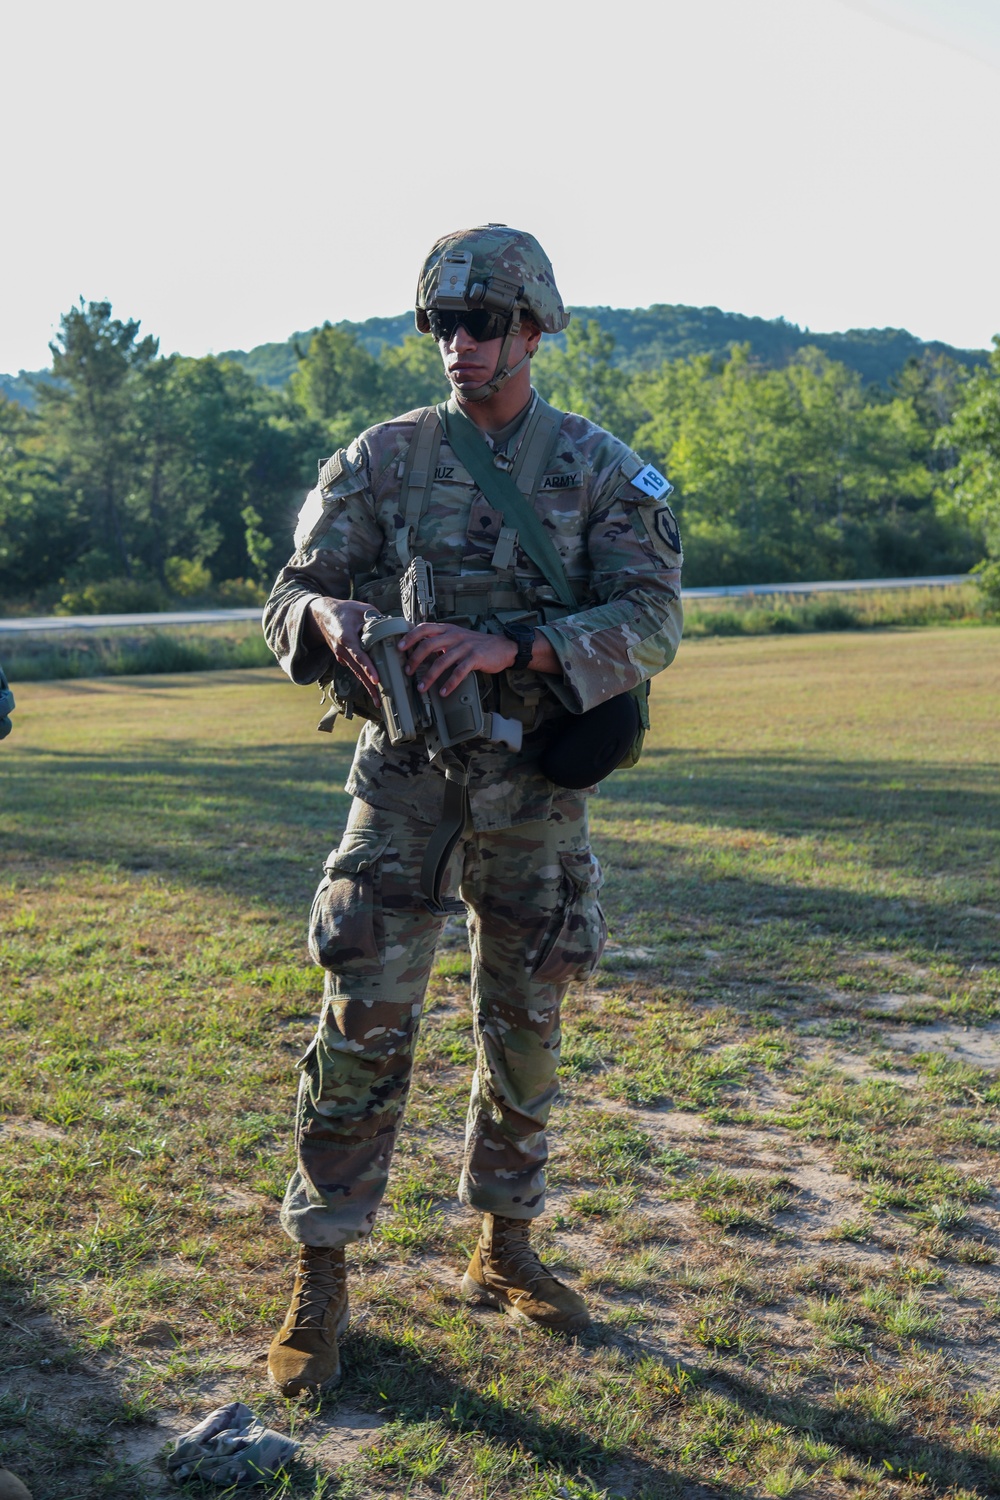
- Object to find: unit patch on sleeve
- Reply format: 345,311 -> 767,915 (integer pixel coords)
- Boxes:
654,503 -> 682,553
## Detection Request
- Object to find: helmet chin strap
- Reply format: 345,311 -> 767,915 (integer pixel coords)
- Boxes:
451,308 -> 529,403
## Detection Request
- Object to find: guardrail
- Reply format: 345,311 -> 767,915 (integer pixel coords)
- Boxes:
0,575 -> 975,633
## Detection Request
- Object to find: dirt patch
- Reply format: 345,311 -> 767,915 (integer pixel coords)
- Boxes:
202,1184 -> 274,1214
0,1119 -> 66,1142
887,1022 -> 1000,1068
302,1406 -> 386,1467
111,1412 -> 192,1496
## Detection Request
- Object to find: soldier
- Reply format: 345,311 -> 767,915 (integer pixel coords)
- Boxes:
263,226 -> 683,1397
0,661 -> 14,740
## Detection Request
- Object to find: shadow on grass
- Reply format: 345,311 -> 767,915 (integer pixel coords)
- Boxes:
718,1365 -> 1000,1498
614,748 -> 1000,844
2,742 -> 358,913
3,1288 -> 998,1499
328,1325 -> 725,1498
321,1325 -> 1000,1499
3,744 -> 998,960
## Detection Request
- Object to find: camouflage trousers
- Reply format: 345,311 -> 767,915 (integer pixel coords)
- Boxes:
280,790 -> 606,1247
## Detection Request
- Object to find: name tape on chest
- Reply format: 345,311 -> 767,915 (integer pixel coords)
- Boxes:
431,464 -> 583,493
540,471 -> 583,491
630,464 -> 671,501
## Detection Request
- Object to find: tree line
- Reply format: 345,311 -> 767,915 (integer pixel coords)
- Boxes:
0,299 -> 997,612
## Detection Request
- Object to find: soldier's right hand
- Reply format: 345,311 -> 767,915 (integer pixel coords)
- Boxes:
307,598 -> 383,707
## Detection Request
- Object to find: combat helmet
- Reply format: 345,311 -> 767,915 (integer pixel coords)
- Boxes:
416,225 -> 569,401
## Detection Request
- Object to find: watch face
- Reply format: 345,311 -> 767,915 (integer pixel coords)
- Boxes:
504,622 -> 533,644
503,620 -> 534,670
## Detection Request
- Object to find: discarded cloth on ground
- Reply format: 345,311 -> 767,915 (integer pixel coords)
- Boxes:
166,1403 -> 300,1488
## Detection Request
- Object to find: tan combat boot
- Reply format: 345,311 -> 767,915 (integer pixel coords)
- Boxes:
462,1214 -> 590,1333
267,1244 -> 349,1397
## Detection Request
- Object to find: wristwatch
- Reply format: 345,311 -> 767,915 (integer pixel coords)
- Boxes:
501,620 -> 536,671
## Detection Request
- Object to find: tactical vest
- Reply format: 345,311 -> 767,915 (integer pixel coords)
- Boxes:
320,395 -> 651,771
355,394 -> 574,618
326,395 -> 580,733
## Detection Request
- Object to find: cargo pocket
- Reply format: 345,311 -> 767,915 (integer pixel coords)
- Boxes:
532,849 -> 607,984
293,1037 -> 320,1151
307,827 -> 392,972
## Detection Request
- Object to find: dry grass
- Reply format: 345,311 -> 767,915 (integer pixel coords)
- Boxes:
682,582 -> 986,637
1,626 -> 999,1498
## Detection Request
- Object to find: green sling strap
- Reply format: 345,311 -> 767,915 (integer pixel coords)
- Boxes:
437,398 -> 580,610
409,396 -> 577,912
438,396 -> 650,773
393,396 -> 590,912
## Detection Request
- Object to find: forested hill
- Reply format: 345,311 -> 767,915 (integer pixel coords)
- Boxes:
3,295 -> 997,609
2,305 -> 987,405
217,305 -> 987,392
0,372 -> 42,407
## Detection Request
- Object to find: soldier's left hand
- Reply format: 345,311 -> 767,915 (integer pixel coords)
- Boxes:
397,623 -> 516,697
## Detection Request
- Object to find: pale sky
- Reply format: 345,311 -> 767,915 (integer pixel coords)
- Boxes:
2,0 -> 998,374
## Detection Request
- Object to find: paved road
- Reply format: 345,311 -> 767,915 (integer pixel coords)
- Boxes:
0,607 -> 263,633
0,575 -> 973,633
683,573 -> 971,600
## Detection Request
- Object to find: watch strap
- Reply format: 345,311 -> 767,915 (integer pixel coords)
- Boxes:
502,621 -> 535,671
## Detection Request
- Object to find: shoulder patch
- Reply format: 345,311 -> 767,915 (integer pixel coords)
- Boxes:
630,464 -> 671,501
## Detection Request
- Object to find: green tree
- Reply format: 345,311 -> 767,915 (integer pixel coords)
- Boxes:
943,334 -> 1000,603
533,319 -> 641,442
289,324 -> 380,443
0,395 -> 70,597
377,335 -> 448,414
145,354 -> 319,582
241,504 -> 273,583
38,299 -> 158,578
633,345 -> 966,585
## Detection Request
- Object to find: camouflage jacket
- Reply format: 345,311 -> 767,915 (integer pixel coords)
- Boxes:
264,397 -> 683,831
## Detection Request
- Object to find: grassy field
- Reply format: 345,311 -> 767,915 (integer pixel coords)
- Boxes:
1,627 -> 999,1499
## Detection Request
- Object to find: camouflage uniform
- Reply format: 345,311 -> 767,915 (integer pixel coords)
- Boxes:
0,660 -> 14,740
264,400 -> 683,1247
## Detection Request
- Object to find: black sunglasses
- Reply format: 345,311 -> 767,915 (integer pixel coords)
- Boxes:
427,308 -> 512,344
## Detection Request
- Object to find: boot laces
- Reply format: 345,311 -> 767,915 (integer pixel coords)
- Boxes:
491,1221 -> 552,1291
291,1249 -> 344,1330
